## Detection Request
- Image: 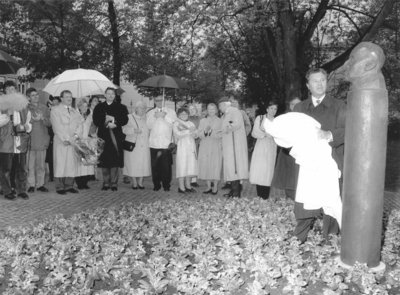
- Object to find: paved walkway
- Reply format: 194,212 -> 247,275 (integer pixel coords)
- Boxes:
1,178 -> 399,230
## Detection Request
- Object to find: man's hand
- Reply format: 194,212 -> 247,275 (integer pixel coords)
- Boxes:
154,111 -> 166,119
317,129 -> 333,142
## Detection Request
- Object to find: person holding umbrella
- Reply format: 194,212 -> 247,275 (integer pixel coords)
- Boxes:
218,96 -> 249,198
146,95 -> 177,191
93,87 -> 129,191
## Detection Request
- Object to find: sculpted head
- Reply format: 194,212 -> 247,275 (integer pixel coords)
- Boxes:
345,42 -> 385,81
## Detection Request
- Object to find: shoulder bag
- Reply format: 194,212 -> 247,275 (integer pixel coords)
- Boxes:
123,114 -> 138,152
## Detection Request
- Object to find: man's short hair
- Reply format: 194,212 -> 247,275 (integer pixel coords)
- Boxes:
3,80 -> 17,90
305,68 -> 328,82
60,90 -> 72,98
26,87 -> 37,97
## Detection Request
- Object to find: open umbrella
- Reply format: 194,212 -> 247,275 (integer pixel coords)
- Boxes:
43,68 -> 119,98
138,74 -> 189,106
0,49 -> 22,75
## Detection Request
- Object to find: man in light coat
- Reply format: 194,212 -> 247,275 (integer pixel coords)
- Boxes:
218,97 -> 249,198
50,90 -> 82,195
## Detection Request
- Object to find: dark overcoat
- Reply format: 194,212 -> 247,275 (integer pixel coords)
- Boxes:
93,101 -> 128,168
293,95 -> 346,218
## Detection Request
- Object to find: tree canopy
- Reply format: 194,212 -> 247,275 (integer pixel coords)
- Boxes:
0,0 -> 399,108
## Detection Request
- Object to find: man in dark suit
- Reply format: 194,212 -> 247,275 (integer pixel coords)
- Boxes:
293,68 -> 346,243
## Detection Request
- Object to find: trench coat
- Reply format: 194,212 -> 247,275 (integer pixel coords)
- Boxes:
249,115 -> 277,186
50,105 -> 83,178
197,116 -> 223,180
122,113 -> 151,177
221,106 -> 249,181
93,101 -> 129,168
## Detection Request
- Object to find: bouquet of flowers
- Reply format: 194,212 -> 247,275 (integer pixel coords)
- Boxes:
72,137 -> 104,166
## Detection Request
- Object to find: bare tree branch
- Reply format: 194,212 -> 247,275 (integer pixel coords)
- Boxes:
299,0 -> 330,50
323,0 -> 396,73
329,7 -> 362,37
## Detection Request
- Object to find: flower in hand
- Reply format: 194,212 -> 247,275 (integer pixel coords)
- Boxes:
107,122 -> 117,129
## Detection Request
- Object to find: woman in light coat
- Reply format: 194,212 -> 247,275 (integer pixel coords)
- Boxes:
122,101 -> 151,189
173,107 -> 198,193
249,100 -> 278,199
197,103 -> 222,194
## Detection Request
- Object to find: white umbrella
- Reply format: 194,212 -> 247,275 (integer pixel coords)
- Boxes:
43,68 -> 116,98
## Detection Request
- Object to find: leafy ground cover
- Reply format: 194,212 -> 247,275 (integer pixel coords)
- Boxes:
0,197 -> 399,295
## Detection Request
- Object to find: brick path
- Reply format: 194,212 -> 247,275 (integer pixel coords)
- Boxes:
1,178 -> 399,230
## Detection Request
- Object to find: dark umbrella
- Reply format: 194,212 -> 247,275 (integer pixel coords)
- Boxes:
138,74 -> 189,106
0,49 -> 22,75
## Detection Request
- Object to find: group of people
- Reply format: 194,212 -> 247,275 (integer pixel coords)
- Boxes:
0,67 -> 346,243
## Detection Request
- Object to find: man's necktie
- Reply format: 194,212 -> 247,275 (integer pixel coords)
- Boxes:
316,99 -> 321,106
67,107 -> 70,114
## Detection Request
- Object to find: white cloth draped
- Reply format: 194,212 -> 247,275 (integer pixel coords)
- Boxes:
263,112 -> 342,227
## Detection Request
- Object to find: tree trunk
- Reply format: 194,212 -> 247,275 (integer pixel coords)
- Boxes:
277,0 -> 302,102
107,0 -> 121,86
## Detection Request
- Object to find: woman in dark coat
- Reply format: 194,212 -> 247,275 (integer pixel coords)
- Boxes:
271,97 -> 301,199
93,87 -> 128,191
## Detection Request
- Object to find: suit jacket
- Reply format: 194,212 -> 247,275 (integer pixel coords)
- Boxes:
294,95 -> 346,172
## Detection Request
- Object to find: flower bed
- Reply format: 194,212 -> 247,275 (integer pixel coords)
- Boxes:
0,197 -> 399,295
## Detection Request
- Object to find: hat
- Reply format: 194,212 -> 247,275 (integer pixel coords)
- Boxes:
218,97 -> 231,104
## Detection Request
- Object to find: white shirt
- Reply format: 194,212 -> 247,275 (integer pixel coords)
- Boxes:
146,107 -> 177,149
312,95 -> 326,107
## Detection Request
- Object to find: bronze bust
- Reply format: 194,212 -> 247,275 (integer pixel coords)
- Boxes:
345,42 -> 386,90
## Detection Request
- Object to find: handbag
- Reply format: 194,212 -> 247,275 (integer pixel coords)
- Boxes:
122,114 -> 139,152
167,132 -> 177,154
123,140 -> 135,151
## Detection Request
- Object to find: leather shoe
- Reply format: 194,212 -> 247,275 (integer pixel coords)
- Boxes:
178,188 -> 186,194
37,186 -> 49,192
27,187 -> 35,193
132,186 -> 138,190
56,190 -> 66,195
153,186 -> 161,191
221,183 -> 231,190
203,189 -> 212,194
4,193 -> 16,200
185,187 -> 196,193
67,188 -> 79,193
138,185 -> 145,190
101,186 -> 110,191
111,187 -> 118,191
18,192 -> 29,199
191,182 -> 199,187
211,190 -> 218,195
